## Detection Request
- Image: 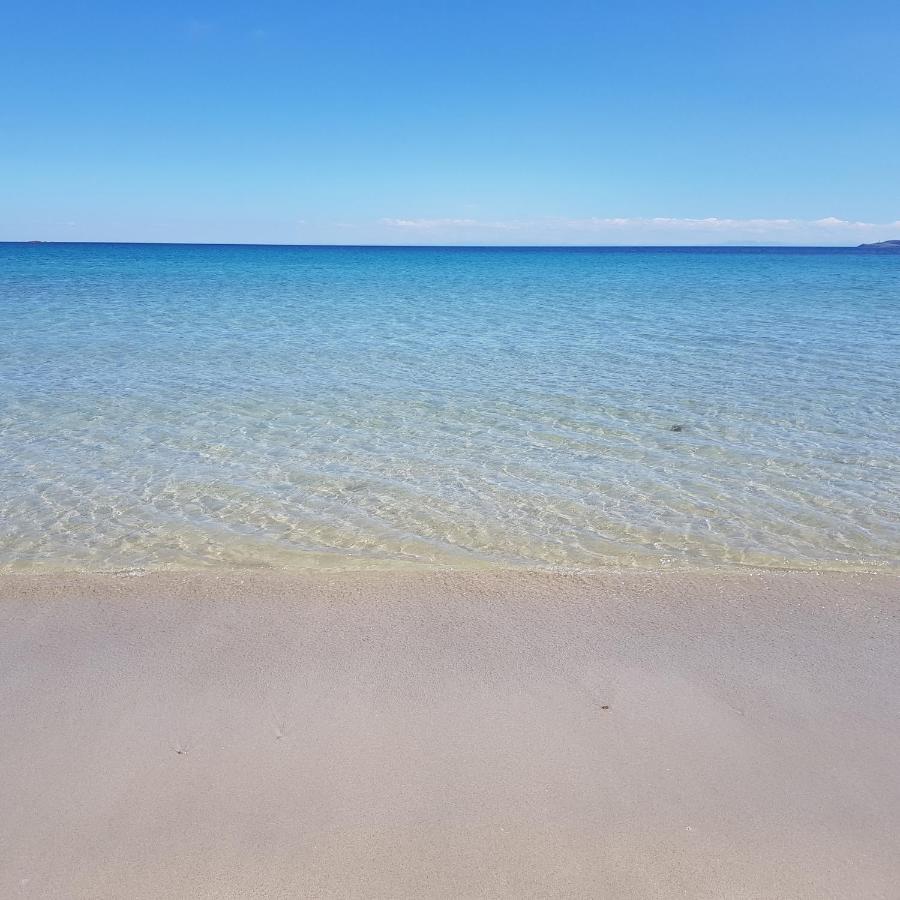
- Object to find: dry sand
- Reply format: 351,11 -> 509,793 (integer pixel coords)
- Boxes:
1,568 -> 898,898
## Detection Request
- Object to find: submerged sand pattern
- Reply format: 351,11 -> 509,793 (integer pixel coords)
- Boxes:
1,244 -> 898,572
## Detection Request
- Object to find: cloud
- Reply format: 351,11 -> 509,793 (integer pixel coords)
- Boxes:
376,215 -> 900,244
380,217 -> 515,230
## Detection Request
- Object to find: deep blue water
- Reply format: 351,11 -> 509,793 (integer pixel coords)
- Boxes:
1,242 -> 897,572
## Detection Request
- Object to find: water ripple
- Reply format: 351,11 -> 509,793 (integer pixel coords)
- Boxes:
1,244 -> 898,572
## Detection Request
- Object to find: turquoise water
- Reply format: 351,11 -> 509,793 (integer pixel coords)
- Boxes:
1,243 -> 897,573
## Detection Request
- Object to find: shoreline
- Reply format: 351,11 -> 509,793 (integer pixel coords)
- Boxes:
3,553 -> 899,579
2,568 -> 898,897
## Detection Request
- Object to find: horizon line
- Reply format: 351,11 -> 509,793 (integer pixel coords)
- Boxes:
1,240 -> 881,250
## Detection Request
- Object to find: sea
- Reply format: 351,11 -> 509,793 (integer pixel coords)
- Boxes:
1,243 -> 897,573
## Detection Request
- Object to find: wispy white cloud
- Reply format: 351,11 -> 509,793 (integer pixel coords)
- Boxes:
376,215 -> 900,244
380,217 -> 520,230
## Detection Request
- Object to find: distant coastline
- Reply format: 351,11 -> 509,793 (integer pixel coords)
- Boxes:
857,239 -> 900,250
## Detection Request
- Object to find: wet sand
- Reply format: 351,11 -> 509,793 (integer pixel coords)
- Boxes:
1,568 -> 898,898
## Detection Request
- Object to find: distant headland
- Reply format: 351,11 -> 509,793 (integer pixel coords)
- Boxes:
857,239 -> 900,250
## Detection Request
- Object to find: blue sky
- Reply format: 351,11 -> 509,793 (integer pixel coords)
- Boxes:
2,0 -> 899,245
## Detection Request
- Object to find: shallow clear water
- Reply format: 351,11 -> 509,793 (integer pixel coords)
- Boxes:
1,243 -> 898,572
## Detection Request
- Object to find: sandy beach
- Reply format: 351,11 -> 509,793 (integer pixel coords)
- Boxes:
1,568 -> 897,898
